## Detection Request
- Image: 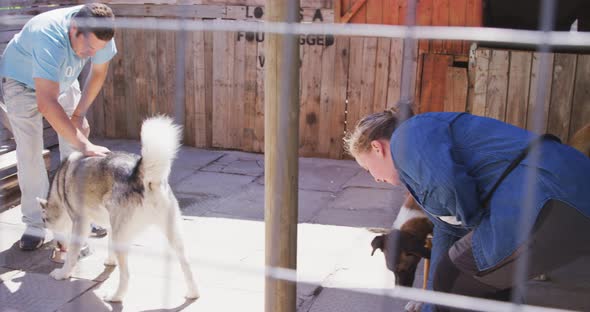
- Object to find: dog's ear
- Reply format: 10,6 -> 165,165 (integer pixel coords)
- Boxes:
371,235 -> 385,256
36,197 -> 48,210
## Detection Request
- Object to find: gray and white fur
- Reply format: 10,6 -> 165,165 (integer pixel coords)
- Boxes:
38,116 -> 199,302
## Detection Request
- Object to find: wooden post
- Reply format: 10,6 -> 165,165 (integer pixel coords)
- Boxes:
400,0 -> 417,119
264,1 -> 300,312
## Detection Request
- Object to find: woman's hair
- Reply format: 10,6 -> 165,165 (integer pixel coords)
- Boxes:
343,103 -> 413,157
72,3 -> 115,41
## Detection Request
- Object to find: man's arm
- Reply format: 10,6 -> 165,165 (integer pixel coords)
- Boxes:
71,61 -> 109,137
34,77 -> 109,157
72,61 -> 109,118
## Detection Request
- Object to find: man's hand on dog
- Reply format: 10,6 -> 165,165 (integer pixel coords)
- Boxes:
81,142 -> 110,157
71,115 -> 110,157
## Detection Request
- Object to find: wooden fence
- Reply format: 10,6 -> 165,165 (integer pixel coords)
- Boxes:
417,49 -> 590,143
471,50 -> 590,142
1,1 -> 588,160
85,0 -> 416,159
336,0 -> 482,56
88,0 -> 486,159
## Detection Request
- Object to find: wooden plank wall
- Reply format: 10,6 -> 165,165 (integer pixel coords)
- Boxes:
85,0 -> 410,159
90,1 -> 341,156
337,0 -> 413,155
5,1 -> 588,160
336,0 -> 482,56
418,54 -> 453,112
469,48 -> 590,142
336,0 -> 482,115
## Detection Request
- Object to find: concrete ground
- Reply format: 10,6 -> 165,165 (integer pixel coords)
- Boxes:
0,138 -> 589,312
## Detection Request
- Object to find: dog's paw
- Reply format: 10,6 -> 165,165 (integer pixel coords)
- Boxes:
404,301 -> 423,312
50,268 -> 71,280
104,293 -> 123,302
103,257 -> 117,267
185,287 -> 200,300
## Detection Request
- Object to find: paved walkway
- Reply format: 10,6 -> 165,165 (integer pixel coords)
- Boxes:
0,139 -> 589,311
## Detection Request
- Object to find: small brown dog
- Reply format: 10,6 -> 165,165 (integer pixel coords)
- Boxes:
371,194 -> 433,287
371,194 -> 432,311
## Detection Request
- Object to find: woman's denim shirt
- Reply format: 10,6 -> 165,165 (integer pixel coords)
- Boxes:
390,113 -> 590,310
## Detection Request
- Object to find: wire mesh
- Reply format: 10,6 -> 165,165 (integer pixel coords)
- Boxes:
0,1 -> 588,311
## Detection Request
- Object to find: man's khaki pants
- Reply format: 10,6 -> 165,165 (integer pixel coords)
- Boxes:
1,77 -> 79,235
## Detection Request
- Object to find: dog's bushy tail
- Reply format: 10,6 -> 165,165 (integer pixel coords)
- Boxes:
140,115 -> 182,185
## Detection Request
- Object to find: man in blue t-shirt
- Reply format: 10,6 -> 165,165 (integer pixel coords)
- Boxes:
0,3 -> 117,250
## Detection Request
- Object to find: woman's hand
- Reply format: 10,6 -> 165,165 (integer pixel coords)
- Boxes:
70,114 -> 90,138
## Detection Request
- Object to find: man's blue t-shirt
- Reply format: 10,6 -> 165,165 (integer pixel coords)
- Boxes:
0,5 -> 117,92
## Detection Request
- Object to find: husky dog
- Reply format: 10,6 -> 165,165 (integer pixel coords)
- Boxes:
37,116 -> 199,302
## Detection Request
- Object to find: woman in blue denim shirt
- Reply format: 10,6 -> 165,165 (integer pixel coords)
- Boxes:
344,109 -> 590,311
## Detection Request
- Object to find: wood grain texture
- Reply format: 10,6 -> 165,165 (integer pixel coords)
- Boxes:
112,29 -> 127,138
345,37 -> 364,135
471,49 -> 490,116
505,51 -> 532,128
484,50 -> 509,121
463,0 -> 483,53
444,67 -> 468,112
263,1 -> 300,311
386,38 -> 403,108
185,30 -> 208,147
299,41 -> 324,156
526,52 -> 554,133
358,37 -> 378,119
373,37 -> 391,111
366,0 -> 382,24
416,0 -> 432,54
328,37 -> 350,159
241,32 -> 259,152
547,53 -> 577,142
569,54 -> 590,139
340,0 -> 367,23
447,0 -> 466,54
251,38 -> 264,153
211,31 -> 234,148
431,0 -> 449,54
419,54 -> 452,113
